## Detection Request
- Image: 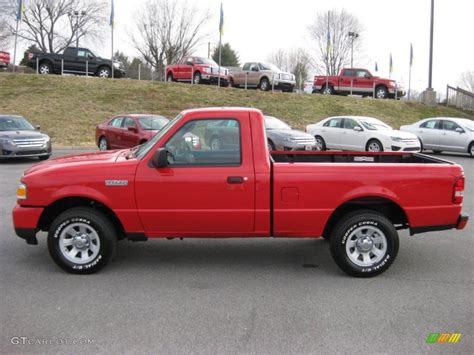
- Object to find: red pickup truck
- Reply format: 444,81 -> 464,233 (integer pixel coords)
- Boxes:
313,68 -> 405,99
0,51 -> 10,68
13,108 -> 468,277
165,56 -> 229,86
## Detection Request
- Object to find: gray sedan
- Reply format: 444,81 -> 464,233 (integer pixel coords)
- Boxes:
400,117 -> 474,157
0,115 -> 52,160
264,116 -> 316,151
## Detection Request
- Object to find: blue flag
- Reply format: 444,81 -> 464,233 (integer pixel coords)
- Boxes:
16,0 -> 24,22
219,3 -> 224,35
110,0 -> 115,27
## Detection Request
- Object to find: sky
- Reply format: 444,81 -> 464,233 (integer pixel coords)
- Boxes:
8,0 -> 474,95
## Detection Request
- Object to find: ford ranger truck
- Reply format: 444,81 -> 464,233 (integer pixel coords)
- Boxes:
165,56 -> 229,86
313,68 -> 405,99
13,108 -> 468,276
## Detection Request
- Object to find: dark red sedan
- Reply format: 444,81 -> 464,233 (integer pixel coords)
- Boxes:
96,114 -> 169,150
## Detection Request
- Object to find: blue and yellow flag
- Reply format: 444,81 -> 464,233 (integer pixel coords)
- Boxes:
219,3 -> 224,35
110,0 -> 115,27
16,0 -> 25,22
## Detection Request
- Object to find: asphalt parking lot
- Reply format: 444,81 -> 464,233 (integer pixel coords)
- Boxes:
0,150 -> 472,353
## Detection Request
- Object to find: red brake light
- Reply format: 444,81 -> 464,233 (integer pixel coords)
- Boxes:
453,177 -> 464,204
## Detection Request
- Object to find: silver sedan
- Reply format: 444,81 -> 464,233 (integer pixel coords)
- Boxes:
400,117 -> 474,157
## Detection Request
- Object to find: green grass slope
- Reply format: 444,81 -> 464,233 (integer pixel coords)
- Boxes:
0,73 -> 472,146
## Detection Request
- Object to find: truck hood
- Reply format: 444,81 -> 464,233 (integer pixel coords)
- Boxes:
24,149 -> 124,176
0,130 -> 47,139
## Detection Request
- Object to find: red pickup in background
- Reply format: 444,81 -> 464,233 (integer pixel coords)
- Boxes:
313,68 -> 405,99
0,51 -> 10,68
165,56 -> 229,86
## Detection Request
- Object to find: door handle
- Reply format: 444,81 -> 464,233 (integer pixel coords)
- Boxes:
227,176 -> 247,184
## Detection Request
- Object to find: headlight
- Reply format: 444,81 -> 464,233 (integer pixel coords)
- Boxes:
113,62 -> 121,69
0,138 -> 15,146
42,135 -> 51,142
390,136 -> 403,142
17,183 -> 27,200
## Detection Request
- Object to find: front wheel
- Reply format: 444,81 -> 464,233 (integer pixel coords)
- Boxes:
48,207 -> 117,274
97,67 -> 111,78
99,137 -> 108,151
39,62 -> 52,75
330,210 -> 399,277
366,139 -> 383,152
375,86 -> 388,99
193,71 -> 201,85
315,136 -> 326,151
321,85 -> 334,95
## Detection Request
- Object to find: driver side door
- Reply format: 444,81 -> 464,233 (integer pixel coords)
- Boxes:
135,114 -> 256,237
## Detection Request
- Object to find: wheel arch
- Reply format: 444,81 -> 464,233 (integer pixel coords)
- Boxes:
38,196 -> 125,239
38,58 -> 53,66
322,196 -> 409,238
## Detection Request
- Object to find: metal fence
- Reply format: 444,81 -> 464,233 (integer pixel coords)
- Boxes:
446,85 -> 474,111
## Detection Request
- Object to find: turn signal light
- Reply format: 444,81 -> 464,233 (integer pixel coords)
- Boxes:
453,177 -> 464,204
16,183 -> 27,200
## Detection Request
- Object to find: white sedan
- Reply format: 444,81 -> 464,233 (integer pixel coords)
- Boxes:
306,116 -> 421,152
400,117 -> 474,157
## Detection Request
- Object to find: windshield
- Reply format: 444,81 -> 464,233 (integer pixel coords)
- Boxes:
135,114 -> 183,159
138,116 -> 169,130
259,63 -> 281,72
0,116 -> 35,131
458,119 -> 474,132
264,116 -> 291,130
195,57 -> 218,66
360,118 -> 392,131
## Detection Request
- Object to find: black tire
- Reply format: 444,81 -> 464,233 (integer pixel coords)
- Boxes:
259,77 -> 270,91
267,140 -> 275,151
418,138 -> 424,152
315,135 -> 326,151
468,142 -> 474,157
166,73 -> 174,82
98,136 -> 108,151
375,86 -> 388,99
366,139 -> 383,152
228,78 -> 234,88
321,85 -> 334,95
286,87 -> 294,93
38,155 -> 50,161
432,150 -> 442,154
193,71 -> 201,84
39,62 -> 52,75
97,66 -> 111,78
48,207 -> 117,274
329,210 -> 399,277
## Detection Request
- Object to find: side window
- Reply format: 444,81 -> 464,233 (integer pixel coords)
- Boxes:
185,57 -> 193,65
77,50 -> 86,57
324,118 -> 342,128
165,119 -> 241,166
109,117 -> 123,128
420,120 -> 438,129
343,69 -> 355,77
242,63 -> 250,71
123,117 -> 136,129
356,70 -> 367,78
343,119 -> 361,129
442,121 -> 462,131
249,63 -> 258,71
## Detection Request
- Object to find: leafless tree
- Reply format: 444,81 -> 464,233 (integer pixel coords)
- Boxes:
268,48 -> 313,89
308,9 -> 363,75
12,0 -> 106,53
457,71 -> 474,93
0,0 -> 15,47
133,0 -> 210,80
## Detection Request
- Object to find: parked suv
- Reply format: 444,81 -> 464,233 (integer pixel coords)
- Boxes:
0,115 -> 51,160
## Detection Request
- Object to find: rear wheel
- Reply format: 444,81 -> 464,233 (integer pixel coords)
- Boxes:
329,210 -> 399,277
259,77 -> 270,91
366,139 -> 383,152
99,137 -> 108,151
48,207 -> 117,274
418,138 -> 424,152
315,136 -> 326,151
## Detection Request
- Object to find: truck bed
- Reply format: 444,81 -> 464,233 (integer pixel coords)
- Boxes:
271,151 -> 452,164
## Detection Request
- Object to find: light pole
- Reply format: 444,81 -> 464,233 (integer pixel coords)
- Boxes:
348,32 -> 359,68
72,10 -> 86,47
422,0 -> 436,105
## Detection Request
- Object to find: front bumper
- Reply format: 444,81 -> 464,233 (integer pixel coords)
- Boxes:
0,144 -> 52,158
202,74 -> 229,86
389,88 -> 406,97
13,205 -> 44,245
113,68 -> 126,78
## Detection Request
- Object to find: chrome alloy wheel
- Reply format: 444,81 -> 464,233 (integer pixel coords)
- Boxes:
98,68 -> 110,78
315,137 -> 324,150
322,87 -> 332,95
39,64 -> 50,74
99,137 -> 108,151
368,141 -> 382,152
376,89 -> 387,99
59,223 -> 101,264
345,226 -> 387,267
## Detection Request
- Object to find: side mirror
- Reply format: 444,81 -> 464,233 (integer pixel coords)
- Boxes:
455,127 -> 464,133
127,126 -> 138,132
151,148 -> 169,168
353,126 -> 363,132
36,125 -> 41,131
